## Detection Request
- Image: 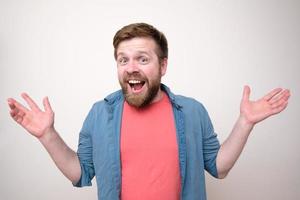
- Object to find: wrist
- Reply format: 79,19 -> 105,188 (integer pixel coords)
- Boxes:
38,126 -> 56,144
238,114 -> 255,131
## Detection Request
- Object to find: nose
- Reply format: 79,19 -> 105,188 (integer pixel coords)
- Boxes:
125,60 -> 139,74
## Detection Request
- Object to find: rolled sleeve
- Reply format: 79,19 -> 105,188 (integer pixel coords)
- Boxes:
201,105 -> 220,178
73,107 -> 96,187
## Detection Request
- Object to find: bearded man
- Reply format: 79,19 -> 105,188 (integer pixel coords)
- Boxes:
8,23 -> 290,200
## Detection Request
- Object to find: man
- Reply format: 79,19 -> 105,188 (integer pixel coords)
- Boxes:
7,23 -> 290,200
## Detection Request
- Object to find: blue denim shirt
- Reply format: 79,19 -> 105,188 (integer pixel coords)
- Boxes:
74,84 -> 220,200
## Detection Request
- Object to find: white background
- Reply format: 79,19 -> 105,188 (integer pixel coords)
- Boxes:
1,0 -> 299,199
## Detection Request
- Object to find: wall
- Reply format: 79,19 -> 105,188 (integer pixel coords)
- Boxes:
1,0 -> 299,199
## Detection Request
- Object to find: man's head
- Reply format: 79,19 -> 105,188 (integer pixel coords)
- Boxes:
113,23 -> 168,108
113,23 -> 168,62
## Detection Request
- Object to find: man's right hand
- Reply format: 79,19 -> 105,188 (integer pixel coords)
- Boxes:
7,93 -> 54,139
7,93 -> 81,183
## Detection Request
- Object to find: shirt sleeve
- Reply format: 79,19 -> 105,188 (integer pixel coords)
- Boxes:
73,106 -> 96,187
200,104 -> 220,178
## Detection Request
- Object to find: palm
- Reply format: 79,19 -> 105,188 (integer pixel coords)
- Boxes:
8,93 -> 54,138
240,86 -> 290,125
20,109 -> 53,137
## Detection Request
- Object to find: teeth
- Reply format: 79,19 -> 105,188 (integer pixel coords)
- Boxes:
128,80 -> 141,84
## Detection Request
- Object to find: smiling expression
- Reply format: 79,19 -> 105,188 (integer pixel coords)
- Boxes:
116,37 -> 167,108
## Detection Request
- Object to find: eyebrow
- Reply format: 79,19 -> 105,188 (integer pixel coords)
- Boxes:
116,50 -> 151,58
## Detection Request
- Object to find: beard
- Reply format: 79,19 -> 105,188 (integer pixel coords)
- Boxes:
119,70 -> 162,108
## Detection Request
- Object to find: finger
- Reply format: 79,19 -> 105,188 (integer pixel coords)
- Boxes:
21,93 -> 41,111
10,106 -> 26,120
7,98 -> 29,113
269,89 -> 290,104
271,95 -> 289,109
242,85 -> 251,101
10,111 -> 24,124
271,101 -> 288,115
7,98 -> 17,110
10,108 -> 20,117
43,96 -> 53,113
263,88 -> 282,101
10,109 -> 17,118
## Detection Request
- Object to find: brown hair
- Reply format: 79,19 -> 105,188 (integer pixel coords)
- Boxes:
113,23 -> 168,61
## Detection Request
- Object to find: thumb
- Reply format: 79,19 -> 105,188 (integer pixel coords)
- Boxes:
43,96 -> 53,113
242,85 -> 251,101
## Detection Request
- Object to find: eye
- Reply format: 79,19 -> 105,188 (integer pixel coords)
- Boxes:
118,57 -> 128,66
139,56 -> 149,64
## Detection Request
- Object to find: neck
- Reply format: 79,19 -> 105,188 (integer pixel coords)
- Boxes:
150,88 -> 164,104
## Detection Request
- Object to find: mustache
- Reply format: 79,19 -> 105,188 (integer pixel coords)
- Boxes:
123,72 -> 146,81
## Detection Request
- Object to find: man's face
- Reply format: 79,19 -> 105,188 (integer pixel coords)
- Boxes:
116,37 -> 167,108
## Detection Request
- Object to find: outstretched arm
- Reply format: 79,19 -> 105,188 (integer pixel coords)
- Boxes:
216,86 -> 290,178
7,93 -> 81,184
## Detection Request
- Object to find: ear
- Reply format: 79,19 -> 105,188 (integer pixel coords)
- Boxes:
160,58 -> 168,76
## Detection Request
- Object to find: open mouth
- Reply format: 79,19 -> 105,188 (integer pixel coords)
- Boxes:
128,79 -> 146,93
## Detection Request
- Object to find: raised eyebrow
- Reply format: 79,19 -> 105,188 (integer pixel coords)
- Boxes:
117,51 -> 151,58
116,52 -> 127,58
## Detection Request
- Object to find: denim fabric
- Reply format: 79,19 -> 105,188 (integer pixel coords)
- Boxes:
74,84 -> 220,200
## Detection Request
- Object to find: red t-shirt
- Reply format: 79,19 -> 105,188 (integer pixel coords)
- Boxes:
120,92 -> 181,200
